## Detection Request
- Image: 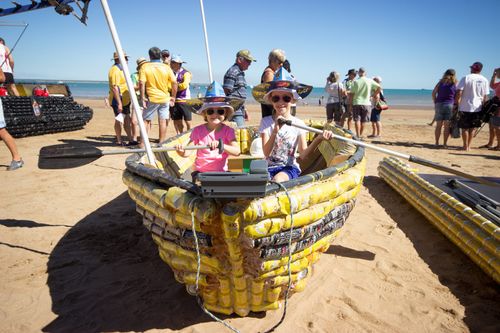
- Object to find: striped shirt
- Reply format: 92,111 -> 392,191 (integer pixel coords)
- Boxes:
223,64 -> 247,116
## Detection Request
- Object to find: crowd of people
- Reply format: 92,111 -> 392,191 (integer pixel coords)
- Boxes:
103,48 -> 500,154
429,62 -> 499,151
107,47 -> 259,148
2,40 -> 499,173
324,67 -> 385,140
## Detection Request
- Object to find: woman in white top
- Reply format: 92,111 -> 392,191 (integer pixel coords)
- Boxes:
324,71 -> 345,126
0,38 -> 19,96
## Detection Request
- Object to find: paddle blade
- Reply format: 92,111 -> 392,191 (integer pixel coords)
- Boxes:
38,144 -> 103,169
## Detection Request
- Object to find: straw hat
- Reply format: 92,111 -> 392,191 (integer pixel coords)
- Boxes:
171,55 -> 186,64
252,67 -> 313,105
183,81 -> 244,120
136,57 -> 147,70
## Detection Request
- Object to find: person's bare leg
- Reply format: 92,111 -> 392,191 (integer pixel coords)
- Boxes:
158,119 -> 168,144
359,122 -> 366,137
124,115 -> 133,142
130,109 -> 140,142
370,122 -> 376,137
7,83 -> 19,97
272,172 -> 290,183
467,128 -> 474,150
185,120 -> 191,132
354,121 -> 361,138
339,118 -> 346,128
376,121 -> 381,137
486,123 -> 494,147
435,120 -> 443,145
442,120 -> 450,147
494,127 -> 500,150
141,120 -> 152,148
461,129 -> 469,150
114,120 -> 123,144
174,119 -> 183,134
0,128 -> 21,160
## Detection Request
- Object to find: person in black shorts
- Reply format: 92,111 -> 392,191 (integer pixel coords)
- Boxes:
170,55 -> 192,134
0,38 -> 20,96
0,68 -> 23,170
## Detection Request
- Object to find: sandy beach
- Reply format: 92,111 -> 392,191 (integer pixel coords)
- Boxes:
0,99 -> 499,333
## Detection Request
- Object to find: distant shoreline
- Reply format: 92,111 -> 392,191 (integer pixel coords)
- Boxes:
76,96 -> 433,110
17,79 -> 436,108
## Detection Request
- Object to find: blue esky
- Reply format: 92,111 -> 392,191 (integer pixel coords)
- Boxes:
1,0 -> 499,89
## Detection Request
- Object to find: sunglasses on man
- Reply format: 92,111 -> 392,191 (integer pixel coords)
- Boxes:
206,108 -> 226,115
271,95 -> 292,103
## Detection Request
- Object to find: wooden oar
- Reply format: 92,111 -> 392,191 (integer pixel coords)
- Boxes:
38,139 -> 223,170
278,118 -> 500,188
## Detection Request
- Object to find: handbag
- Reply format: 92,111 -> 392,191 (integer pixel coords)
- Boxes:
376,100 -> 389,111
449,110 -> 461,138
337,83 -> 346,113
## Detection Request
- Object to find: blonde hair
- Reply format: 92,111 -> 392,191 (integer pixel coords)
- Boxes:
268,49 -> 286,64
328,71 -> 339,83
441,69 -> 457,85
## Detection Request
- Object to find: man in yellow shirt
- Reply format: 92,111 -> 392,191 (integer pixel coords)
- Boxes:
139,47 -> 177,145
108,52 -> 133,145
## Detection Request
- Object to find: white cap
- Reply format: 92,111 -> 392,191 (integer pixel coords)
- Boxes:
373,76 -> 382,83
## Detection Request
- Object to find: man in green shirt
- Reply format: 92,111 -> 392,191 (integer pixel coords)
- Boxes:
348,67 -> 381,139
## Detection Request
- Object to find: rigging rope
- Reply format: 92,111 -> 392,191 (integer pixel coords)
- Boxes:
0,22 -> 29,69
190,182 -> 296,333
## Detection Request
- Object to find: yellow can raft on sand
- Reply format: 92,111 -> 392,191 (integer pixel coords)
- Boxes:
378,157 -> 500,283
122,122 -> 366,316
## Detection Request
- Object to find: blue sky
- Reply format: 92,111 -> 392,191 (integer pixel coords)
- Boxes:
1,0 -> 499,89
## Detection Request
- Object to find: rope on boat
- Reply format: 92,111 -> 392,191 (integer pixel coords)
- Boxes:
262,181 -> 295,333
191,202 -> 241,333
190,182 -> 296,333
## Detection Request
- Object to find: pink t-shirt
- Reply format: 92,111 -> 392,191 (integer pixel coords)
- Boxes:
190,123 -> 236,172
492,81 -> 500,98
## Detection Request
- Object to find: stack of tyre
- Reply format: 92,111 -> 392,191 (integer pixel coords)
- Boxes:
1,96 -> 93,138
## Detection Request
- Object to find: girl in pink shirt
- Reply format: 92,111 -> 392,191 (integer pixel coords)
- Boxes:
175,81 -> 241,179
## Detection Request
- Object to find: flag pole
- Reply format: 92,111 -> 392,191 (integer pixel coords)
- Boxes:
99,0 -> 156,165
199,0 -> 213,82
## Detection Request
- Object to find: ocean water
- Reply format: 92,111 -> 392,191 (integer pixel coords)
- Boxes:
18,80 -> 434,107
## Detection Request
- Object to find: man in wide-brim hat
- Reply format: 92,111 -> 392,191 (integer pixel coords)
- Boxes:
108,50 -> 133,146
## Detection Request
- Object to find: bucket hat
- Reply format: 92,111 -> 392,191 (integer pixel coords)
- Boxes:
252,67 -> 313,104
184,81 -> 244,120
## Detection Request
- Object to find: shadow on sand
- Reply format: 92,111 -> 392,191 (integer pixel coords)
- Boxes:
326,244 -> 375,261
43,192 -> 211,333
363,175 -> 500,332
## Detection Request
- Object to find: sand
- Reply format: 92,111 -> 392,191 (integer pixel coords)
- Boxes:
0,99 -> 499,333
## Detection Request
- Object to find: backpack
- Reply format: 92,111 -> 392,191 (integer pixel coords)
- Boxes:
480,96 -> 499,123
